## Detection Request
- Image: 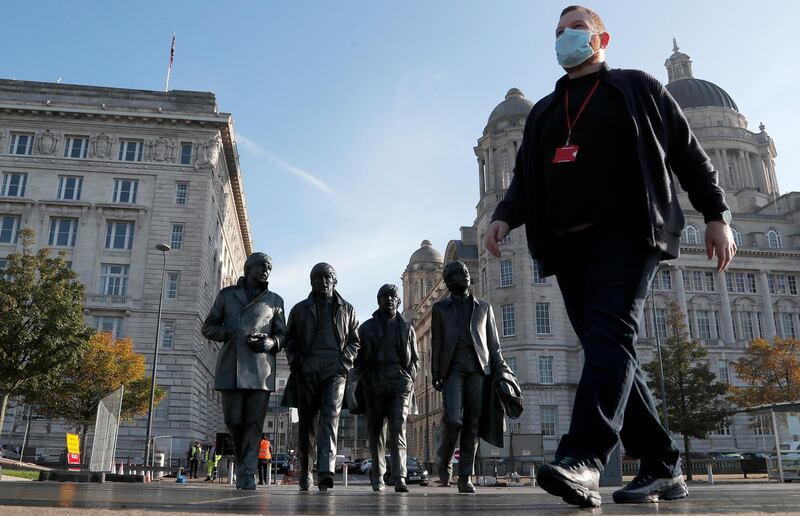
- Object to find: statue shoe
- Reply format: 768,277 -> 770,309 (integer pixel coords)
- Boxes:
394,478 -> 408,493
298,472 -> 313,491
457,477 -> 475,494
536,457 -> 601,508
239,474 -> 256,491
612,472 -> 688,503
318,472 -> 334,491
372,481 -> 385,492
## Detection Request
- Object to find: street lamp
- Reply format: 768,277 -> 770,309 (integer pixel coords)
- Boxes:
649,264 -> 670,433
144,243 -> 171,466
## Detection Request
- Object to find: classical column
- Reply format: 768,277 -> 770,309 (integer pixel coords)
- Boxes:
675,267 -> 690,323
716,270 -> 735,345
478,157 -> 485,196
758,271 -> 778,340
713,149 -> 726,188
488,147 -> 495,191
739,150 -> 754,188
720,150 -> 731,188
483,149 -> 491,192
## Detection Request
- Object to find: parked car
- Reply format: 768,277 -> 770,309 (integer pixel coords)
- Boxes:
779,442 -> 800,459
0,444 -> 21,460
360,458 -> 373,474
348,458 -> 367,474
741,452 -> 769,474
381,456 -> 429,486
708,451 -> 744,460
334,454 -> 348,473
273,453 -> 290,474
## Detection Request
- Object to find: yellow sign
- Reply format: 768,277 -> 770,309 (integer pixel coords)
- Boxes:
66,433 -> 80,454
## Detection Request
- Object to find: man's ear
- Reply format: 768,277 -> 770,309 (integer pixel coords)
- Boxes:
599,32 -> 610,49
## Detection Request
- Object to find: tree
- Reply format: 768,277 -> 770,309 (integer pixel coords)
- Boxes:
730,337 -> 800,407
29,332 -> 166,463
0,229 -> 91,436
643,300 -> 730,480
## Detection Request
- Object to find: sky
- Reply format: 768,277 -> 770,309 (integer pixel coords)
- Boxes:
3,0 -> 799,319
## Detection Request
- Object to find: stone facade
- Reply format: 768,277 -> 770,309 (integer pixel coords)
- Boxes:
406,46 -> 800,465
0,79 -> 254,463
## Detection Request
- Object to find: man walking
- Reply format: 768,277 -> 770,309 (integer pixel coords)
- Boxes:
202,253 -> 287,490
485,5 -> 736,508
282,263 -> 360,491
355,284 -> 419,492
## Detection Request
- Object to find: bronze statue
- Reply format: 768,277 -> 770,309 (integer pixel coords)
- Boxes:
355,284 -> 420,492
281,263 -> 360,491
202,252 -> 286,490
432,261 -> 523,493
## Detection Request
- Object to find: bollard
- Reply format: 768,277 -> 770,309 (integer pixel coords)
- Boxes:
343,465 -> 348,487
530,465 -> 536,487
267,464 -> 272,486
706,462 -> 714,485
228,461 -> 235,485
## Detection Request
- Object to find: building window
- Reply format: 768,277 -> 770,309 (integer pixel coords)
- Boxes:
654,308 -> 668,339
696,310 -> 712,340
682,224 -> 700,245
112,179 -> 138,203
715,420 -> 732,436
766,229 -> 783,249
506,356 -> 517,375
0,215 -> 21,244
539,356 -> 554,385
753,416 -> 772,435
789,276 -> 799,296
726,272 -> 758,294
57,176 -> 83,200
501,304 -> 516,337
8,132 -> 34,155
117,140 -> 143,162
653,269 -> 672,290
480,268 -> 487,294
717,360 -> 730,384
154,389 -> 170,420
500,232 -> 511,244
778,313 -> 797,339
161,320 -> 176,348
95,316 -> 124,338
48,218 -> 78,247
175,182 -> 189,205
541,405 -> 557,437
64,136 -> 89,159
731,226 -> 743,247
180,142 -> 192,165
105,221 -> 135,250
739,311 -> 755,341
704,272 -> 715,292
1,172 -> 27,198
99,263 -> 129,296
535,302 -> 551,335
170,224 -> 184,250
499,259 -> 513,287
532,259 -> 549,284
167,272 -> 179,299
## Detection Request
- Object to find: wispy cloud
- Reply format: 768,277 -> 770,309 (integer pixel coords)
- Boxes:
236,134 -> 338,197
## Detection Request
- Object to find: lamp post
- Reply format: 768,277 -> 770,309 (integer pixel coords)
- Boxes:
649,265 -> 670,432
144,243 -> 171,466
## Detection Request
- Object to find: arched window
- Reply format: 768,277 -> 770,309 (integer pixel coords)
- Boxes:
731,226 -> 743,247
682,224 -> 700,245
767,229 -> 783,249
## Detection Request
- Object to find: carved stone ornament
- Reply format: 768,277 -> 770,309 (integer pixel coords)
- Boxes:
195,135 -> 222,170
149,136 -> 175,162
91,133 -> 114,159
36,129 -> 58,155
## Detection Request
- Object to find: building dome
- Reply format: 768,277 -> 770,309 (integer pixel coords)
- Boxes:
666,78 -> 738,112
487,88 -> 534,126
408,239 -> 443,265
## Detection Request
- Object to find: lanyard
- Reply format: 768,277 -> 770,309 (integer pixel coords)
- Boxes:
564,78 -> 601,145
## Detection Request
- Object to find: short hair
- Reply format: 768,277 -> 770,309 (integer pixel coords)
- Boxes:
377,284 -> 400,300
310,262 -> 337,281
442,261 -> 469,284
560,5 -> 606,32
244,252 -> 272,274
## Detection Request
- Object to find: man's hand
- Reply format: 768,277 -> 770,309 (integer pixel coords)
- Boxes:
432,376 -> 444,392
247,332 -> 275,353
705,221 -> 737,272
485,220 -> 510,258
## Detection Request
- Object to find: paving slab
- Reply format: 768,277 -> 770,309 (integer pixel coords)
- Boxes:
0,480 -> 799,514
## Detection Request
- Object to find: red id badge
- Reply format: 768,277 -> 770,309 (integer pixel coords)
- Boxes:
553,145 -> 579,164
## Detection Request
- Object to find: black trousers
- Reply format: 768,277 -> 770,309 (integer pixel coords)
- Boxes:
221,390 -> 270,478
437,368 -> 485,477
258,460 -> 270,483
189,458 -> 199,478
553,224 -> 680,478
297,362 -> 347,479
366,374 -> 412,484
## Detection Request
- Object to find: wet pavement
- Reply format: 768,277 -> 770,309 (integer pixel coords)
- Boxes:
0,479 -> 799,514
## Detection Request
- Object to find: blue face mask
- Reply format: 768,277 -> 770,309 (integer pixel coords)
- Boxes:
555,28 -> 597,68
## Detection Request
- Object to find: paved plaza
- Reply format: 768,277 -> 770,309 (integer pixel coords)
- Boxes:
0,478 -> 799,515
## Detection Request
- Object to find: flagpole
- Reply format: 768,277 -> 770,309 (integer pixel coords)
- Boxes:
165,33 -> 175,92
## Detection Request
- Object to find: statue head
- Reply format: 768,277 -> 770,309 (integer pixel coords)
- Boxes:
244,252 -> 272,289
443,261 -> 471,295
310,262 -> 337,299
377,283 -> 401,318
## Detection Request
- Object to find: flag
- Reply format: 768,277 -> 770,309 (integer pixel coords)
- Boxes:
169,34 -> 176,69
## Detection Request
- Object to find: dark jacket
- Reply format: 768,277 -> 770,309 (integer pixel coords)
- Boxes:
202,279 -> 287,391
492,63 -> 729,276
281,291 -> 360,408
431,293 -> 503,380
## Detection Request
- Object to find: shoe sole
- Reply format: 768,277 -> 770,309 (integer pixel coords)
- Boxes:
537,471 -> 601,508
613,484 -> 689,504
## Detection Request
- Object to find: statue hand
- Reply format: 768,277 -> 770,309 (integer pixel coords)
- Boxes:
247,332 -> 272,353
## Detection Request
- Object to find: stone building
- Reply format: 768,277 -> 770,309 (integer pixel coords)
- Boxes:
406,44 -> 800,465
0,79 -> 254,463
